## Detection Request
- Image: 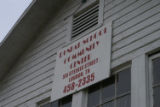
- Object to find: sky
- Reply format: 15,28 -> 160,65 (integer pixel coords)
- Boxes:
0,0 -> 33,43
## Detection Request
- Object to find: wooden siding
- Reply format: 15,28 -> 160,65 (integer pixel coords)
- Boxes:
0,0 -> 160,106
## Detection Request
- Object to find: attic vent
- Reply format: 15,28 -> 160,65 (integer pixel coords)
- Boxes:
72,1 -> 99,38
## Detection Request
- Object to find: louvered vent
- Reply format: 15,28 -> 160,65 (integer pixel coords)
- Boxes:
72,1 -> 99,38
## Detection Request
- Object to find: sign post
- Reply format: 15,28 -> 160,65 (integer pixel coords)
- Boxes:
52,23 -> 112,101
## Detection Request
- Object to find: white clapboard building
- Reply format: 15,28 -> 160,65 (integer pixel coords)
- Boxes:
0,0 -> 160,107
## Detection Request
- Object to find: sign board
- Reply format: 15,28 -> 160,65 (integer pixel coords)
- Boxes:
52,23 -> 112,101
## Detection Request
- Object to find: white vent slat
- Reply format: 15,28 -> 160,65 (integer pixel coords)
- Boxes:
73,12 -> 98,30
72,17 -> 98,33
72,1 -> 99,38
72,18 -> 98,37
72,21 -> 98,37
73,10 -> 98,27
73,4 -> 99,23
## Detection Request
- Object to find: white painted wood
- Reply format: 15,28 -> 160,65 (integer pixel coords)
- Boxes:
26,28 -> 66,53
104,0 -> 125,13
71,0 -> 104,40
0,69 -> 54,102
104,0 -> 137,20
17,34 -> 66,65
52,0 -> 80,23
15,39 -> 65,72
73,4 -> 98,22
113,0 -> 160,36
72,17 -> 98,35
111,38 -> 160,68
2,55 -> 56,88
47,1 -> 80,29
17,103 -> 29,107
0,76 -> 53,105
74,0 -> 98,13
26,91 -> 51,107
1,0 -> 160,106
113,13 -> 160,51
131,54 -> 148,107
98,0 -> 104,26
22,33 -> 66,59
1,62 -> 55,93
113,14 -> 160,44
113,0 -> 150,28
65,16 -> 73,43
42,21 -> 66,36
14,24 -> 66,67
26,24 -> 66,50
148,53 -> 160,107
10,44 -> 63,78
4,41 -> 65,81
104,0 -> 114,5
104,0 -> 136,24
8,20 -> 67,75
112,30 -> 160,60
2,85 -> 52,107
0,0 -> 80,106
71,91 -> 87,107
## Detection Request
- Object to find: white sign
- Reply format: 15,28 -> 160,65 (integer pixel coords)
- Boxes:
52,23 -> 112,101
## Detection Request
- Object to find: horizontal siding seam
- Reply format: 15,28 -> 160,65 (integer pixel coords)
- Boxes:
16,89 -> 52,107
2,83 -> 52,107
22,35 -> 66,60
113,2 -> 160,36
104,0 -> 126,13
29,29 -> 67,50
105,0 -> 115,6
1,67 -> 54,96
112,31 -> 160,61
5,54 -> 56,81
104,0 -> 136,19
17,44 -> 61,72
0,63 -> 55,97
111,38 -> 160,68
9,42 -> 64,77
112,17 -> 160,49
113,26 -> 160,52
2,59 -> 56,87
0,73 -> 54,103
113,0 -> 151,29
16,39 -> 64,69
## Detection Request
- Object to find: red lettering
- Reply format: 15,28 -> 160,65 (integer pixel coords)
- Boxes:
90,35 -> 93,41
67,46 -> 72,53
70,63 -> 72,69
99,30 -> 102,36
67,56 -> 70,62
83,38 -> 89,44
63,50 -> 66,56
64,59 -> 66,64
59,52 -> 62,58
77,49 -> 84,56
104,27 -> 107,33
63,73 -> 68,79
75,42 -> 80,49
93,33 -> 96,39
72,54 -> 77,59
69,72 -> 83,82
70,54 -> 91,69
96,41 -> 99,46
86,45 -> 92,51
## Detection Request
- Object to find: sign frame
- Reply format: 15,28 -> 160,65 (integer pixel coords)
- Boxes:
51,22 -> 112,101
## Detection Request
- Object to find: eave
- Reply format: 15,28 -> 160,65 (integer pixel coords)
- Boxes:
0,0 -> 66,80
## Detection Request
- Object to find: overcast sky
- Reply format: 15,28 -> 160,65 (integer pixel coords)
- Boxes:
0,0 -> 33,42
